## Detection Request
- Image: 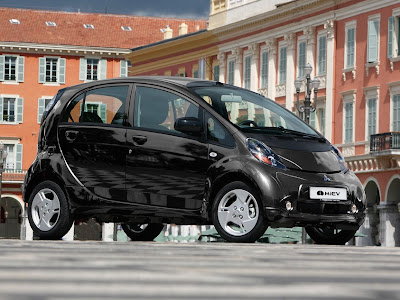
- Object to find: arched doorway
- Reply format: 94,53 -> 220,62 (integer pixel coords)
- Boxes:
381,177 -> 400,247
357,179 -> 380,246
0,196 -> 23,239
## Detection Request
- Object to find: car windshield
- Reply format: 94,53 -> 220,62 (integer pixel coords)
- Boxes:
191,86 -> 319,137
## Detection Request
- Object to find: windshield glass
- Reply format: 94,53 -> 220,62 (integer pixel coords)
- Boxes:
192,86 -> 319,136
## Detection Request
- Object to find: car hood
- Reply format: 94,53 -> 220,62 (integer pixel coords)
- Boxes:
244,132 -> 341,173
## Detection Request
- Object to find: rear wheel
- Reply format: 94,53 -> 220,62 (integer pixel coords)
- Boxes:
212,181 -> 268,243
121,223 -> 164,241
305,226 -> 358,245
28,181 -> 74,240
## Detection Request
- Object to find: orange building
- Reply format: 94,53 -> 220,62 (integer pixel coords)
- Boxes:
127,0 -> 400,246
0,7 -> 206,238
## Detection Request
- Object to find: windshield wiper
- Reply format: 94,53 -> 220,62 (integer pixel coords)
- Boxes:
255,126 -> 326,142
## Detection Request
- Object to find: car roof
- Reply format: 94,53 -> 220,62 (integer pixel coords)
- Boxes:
62,76 -> 216,92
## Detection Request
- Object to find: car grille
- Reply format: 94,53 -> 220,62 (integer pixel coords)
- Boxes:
297,202 -> 350,215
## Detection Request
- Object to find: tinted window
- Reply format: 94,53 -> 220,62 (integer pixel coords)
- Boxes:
62,85 -> 128,125
134,86 -> 199,135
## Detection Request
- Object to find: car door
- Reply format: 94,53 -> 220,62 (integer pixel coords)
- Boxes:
126,85 -> 210,210
58,84 -> 131,201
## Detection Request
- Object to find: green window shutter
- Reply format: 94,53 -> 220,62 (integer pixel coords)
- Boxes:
0,56 -> 5,81
0,97 -> 3,121
79,58 -> 87,81
100,104 -> 107,123
310,110 -> 316,128
345,102 -> 353,143
58,58 -> 66,84
279,47 -> 287,84
228,60 -> 234,85
368,20 -> 379,62
244,56 -> 251,89
213,65 -> 220,82
346,28 -> 355,68
16,97 -> 23,123
393,94 -> 400,131
39,57 -> 45,83
17,56 -> 25,82
99,59 -> 107,80
261,51 -> 268,88
16,144 -> 23,171
298,42 -> 306,78
120,60 -> 128,77
318,36 -> 326,75
388,17 -> 394,58
38,98 -> 46,123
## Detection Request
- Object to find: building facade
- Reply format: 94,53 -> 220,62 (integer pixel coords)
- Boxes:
0,7 -> 206,239
127,0 -> 400,246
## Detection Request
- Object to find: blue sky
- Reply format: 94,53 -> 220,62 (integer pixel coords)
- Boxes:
0,0 -> 210,19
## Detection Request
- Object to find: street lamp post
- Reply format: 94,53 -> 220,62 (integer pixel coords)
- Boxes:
0,143 -> 8,219
294,63 -> 321,125
294,64 -> 320,244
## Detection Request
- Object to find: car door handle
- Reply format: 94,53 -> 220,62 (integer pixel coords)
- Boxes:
65,130 -> 79,142
131,135 -> 147,145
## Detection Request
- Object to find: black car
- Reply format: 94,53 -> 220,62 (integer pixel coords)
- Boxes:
24,77 -> 366,244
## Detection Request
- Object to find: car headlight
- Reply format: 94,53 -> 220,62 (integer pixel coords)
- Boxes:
246,138 -> 286,169
331,145 -> 348,173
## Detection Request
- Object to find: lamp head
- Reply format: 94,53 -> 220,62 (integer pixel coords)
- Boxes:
312,77 -> 321,90
294,77 -> 302,91
304,63 -> 313,76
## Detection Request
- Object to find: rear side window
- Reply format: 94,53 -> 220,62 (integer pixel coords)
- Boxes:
134,86 -> 199,134
62,85 -> 129,125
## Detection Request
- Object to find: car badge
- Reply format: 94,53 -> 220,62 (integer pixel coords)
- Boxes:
323,175 -> 331,182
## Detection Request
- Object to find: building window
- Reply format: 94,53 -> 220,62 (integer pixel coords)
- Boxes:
120,60 -> 128,77
0,55 -> 24,82
345,24 -> 356,68
344,102 -> 354,143
213,65 -> 220,82
317,35 -> 327,75
0,97 -> 23,123
39,57 -> 65,84
1,143 -> 23,171
297,41 -> 306,78
367,98 -> 377,138
260,51 -> 268,89
387,12 -> 400,58
79,58 -> 107,81
244,56 -> 251,89
87,59 -> 99,80
367,16 -> 380,63
393,94 -> 400,131
38,98 -> 52,123
319,107 -> 326,136
228,60 -> 234,85
278,46 -> 287,84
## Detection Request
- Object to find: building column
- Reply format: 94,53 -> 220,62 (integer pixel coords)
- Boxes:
377,203 -> 400,247
266,38 -> 277,100
285,33 -> 296,110
248,43 -> 259,92
356,207 -> 380,246
232,47 -> 242,87
304,26 -> 316,78
324,20 -> 335,142
217,52 -> 226,83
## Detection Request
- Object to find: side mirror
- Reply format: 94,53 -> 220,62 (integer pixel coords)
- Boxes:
174,117 -> 203,134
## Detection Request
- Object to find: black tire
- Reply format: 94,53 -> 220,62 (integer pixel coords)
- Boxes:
28,181 -> 74,240
212,181 -> 268,243
121,223 -> 164,241
305,226 -> 358,245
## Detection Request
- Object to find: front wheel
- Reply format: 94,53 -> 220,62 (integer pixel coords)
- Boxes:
121,223 -> 164,241
305,226 -> 358,245
28,181 -> 74,240
212,181 -> 268,243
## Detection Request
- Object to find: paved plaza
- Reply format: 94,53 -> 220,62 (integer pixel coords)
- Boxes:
0,240 -> 399,299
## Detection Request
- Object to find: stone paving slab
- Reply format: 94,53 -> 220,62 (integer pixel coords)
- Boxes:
0,240 -> 399,299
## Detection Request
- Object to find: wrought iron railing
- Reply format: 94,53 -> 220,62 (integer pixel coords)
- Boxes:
370,132 -> 400,153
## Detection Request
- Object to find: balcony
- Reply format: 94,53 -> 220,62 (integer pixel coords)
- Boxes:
370,132 -> 400,155
2,169 -> 27,183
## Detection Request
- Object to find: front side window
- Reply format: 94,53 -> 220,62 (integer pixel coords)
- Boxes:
134,86 -> 199,135
62,85 -> 128,125
192,86 -> 318,137
205,112 -> 235,147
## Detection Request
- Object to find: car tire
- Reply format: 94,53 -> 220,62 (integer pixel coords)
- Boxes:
305,226 -> 358,245
121,223 -> 164,241
28,181 -> 74,240
212,181 -> 268,243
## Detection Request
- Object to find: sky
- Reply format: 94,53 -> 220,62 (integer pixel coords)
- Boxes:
0,0 -> 210,19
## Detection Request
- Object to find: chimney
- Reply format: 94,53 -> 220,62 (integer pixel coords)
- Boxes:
179,23 -> 188,36
163,25 -> 173,39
